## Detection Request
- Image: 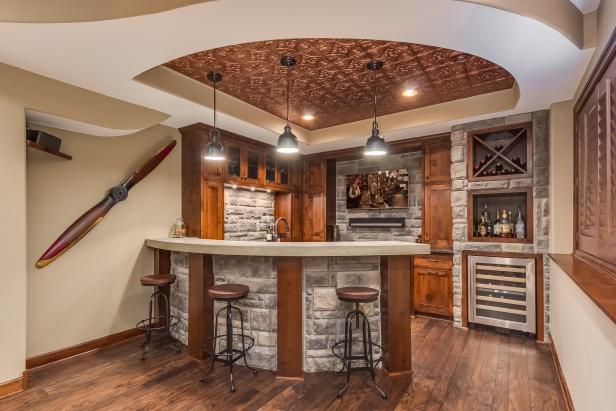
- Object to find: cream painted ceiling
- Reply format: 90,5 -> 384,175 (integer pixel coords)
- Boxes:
0,0 -> 596,153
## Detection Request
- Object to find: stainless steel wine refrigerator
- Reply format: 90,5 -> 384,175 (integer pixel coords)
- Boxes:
467,255 -> 536,333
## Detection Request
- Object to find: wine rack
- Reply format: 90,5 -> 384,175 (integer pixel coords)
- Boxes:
468,123 -> 532,181
468,255 -> 536,333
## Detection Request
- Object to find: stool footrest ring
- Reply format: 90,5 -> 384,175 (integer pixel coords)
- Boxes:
331,340 -> 384,368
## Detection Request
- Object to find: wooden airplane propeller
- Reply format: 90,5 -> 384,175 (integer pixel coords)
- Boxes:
35,140 -> 177,268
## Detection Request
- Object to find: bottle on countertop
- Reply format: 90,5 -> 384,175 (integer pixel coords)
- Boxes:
266,226 -> 273,242
515,207 -> 526,239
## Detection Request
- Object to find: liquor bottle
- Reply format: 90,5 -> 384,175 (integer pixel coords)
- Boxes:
508,210 -> 515,234
500,209 -> 511,238
493,207 -> 501,236
478,215 -> 487,237
486,209 -> 493,237
515,207 -> 525,239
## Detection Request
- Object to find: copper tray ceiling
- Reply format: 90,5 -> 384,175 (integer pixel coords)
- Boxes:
165,39 -> 515,130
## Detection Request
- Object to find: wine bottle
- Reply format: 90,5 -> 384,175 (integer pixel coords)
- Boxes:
486,208 -> 493,237
508,210 -> 515,234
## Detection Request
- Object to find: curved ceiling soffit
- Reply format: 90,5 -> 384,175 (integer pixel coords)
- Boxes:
26,110 -> 143,137
0,0 -> 593,150
0,0 -> 212,23
0,62 -> 168,135
456,0 -> 591,49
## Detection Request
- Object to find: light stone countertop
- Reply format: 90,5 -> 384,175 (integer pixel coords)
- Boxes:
145,237 -> 430,257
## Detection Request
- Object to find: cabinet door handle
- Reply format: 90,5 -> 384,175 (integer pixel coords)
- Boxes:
425,270 -> 447,276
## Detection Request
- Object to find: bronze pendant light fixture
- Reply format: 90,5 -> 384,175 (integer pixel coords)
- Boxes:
204,71 -> 225,161
276,55 -> 299,154
364,60 -> 387,156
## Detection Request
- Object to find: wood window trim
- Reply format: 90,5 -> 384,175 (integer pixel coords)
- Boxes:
573,26 -> 616,276
549,254 -> 616,324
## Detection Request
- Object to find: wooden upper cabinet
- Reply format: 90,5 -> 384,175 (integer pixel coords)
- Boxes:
264,152 -> 277,188
224,141 -> 243,183
245,146 -> 261,184
224,141 -> 262,185
423,183 -> 453,248
304,157 -> 326,192
424,140 -> 451,183
575,46 -> 616,271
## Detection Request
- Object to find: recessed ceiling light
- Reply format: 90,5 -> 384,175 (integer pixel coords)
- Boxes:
402,88 -> 417,97
302,113 -> 315,121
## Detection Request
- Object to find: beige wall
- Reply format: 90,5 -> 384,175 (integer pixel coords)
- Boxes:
549,262 -> 616,411
549,100 -> 574,254
26,125 -> 181,357
0,94 -> 27,383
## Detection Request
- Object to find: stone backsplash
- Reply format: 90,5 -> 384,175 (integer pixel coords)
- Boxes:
336,152 -> 423,242
224,187 -> 274,241
450,110 -> 551,338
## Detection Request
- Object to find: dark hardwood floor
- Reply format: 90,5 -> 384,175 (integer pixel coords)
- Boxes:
1,317 -> 565,410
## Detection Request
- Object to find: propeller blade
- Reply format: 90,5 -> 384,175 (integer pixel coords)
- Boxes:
120,140 -> 177,191
36,196 -> 115,268
36,140 -> 177,268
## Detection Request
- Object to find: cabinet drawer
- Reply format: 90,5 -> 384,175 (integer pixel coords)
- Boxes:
414,255 -> 453,270
414,267 -> 451,277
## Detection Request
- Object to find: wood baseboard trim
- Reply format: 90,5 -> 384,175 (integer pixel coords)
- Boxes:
26,328 -> 143,370
0,371 -> 28,399
549,337 -> 575,411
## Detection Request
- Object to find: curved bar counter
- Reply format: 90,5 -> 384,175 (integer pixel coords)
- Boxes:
146,238 -> 430,379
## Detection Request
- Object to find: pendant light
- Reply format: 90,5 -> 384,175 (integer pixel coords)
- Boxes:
364,60 -> 387,156
276,55 -> 299,154
204,71 -> 225,161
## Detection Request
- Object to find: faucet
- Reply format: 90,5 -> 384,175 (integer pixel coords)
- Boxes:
273,217 -> 290,242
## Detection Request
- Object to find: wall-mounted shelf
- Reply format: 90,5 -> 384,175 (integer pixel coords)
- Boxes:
348,217 -> 405,228
468,123 -> 532,181
467,187 -> 533,243
26,140 -> 72,160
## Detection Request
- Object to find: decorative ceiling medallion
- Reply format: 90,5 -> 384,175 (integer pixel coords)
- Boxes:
165,39 -> 515,130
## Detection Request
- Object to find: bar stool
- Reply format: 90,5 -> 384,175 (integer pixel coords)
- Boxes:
331,286 -> 387,400
200,283 -> 257,392
136,274 -> 181,360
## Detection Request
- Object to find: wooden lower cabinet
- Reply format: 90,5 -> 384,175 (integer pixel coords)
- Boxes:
412,254 -> 453,317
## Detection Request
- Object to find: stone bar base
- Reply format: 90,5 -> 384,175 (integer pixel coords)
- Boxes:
170,252 -> 383,372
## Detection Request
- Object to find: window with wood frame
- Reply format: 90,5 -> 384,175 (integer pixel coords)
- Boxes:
574,31 -> 616,275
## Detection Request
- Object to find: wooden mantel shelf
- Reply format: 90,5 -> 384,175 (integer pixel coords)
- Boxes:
26,140 -> 72,160
549,254 -> 616,324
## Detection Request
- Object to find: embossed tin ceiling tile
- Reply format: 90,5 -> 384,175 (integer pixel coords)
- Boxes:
164,38 -> 515,130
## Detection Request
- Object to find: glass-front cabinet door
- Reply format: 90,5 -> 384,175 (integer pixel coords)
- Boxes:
245,148 -> 260,184
278,159 -> 290,187
225,144 -> 242,182
265,153 -> 276,187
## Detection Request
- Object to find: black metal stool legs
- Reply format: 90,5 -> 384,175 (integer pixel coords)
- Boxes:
137,286 -> 180,360
200,301 -> 256,392
332,303 -> 387,400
